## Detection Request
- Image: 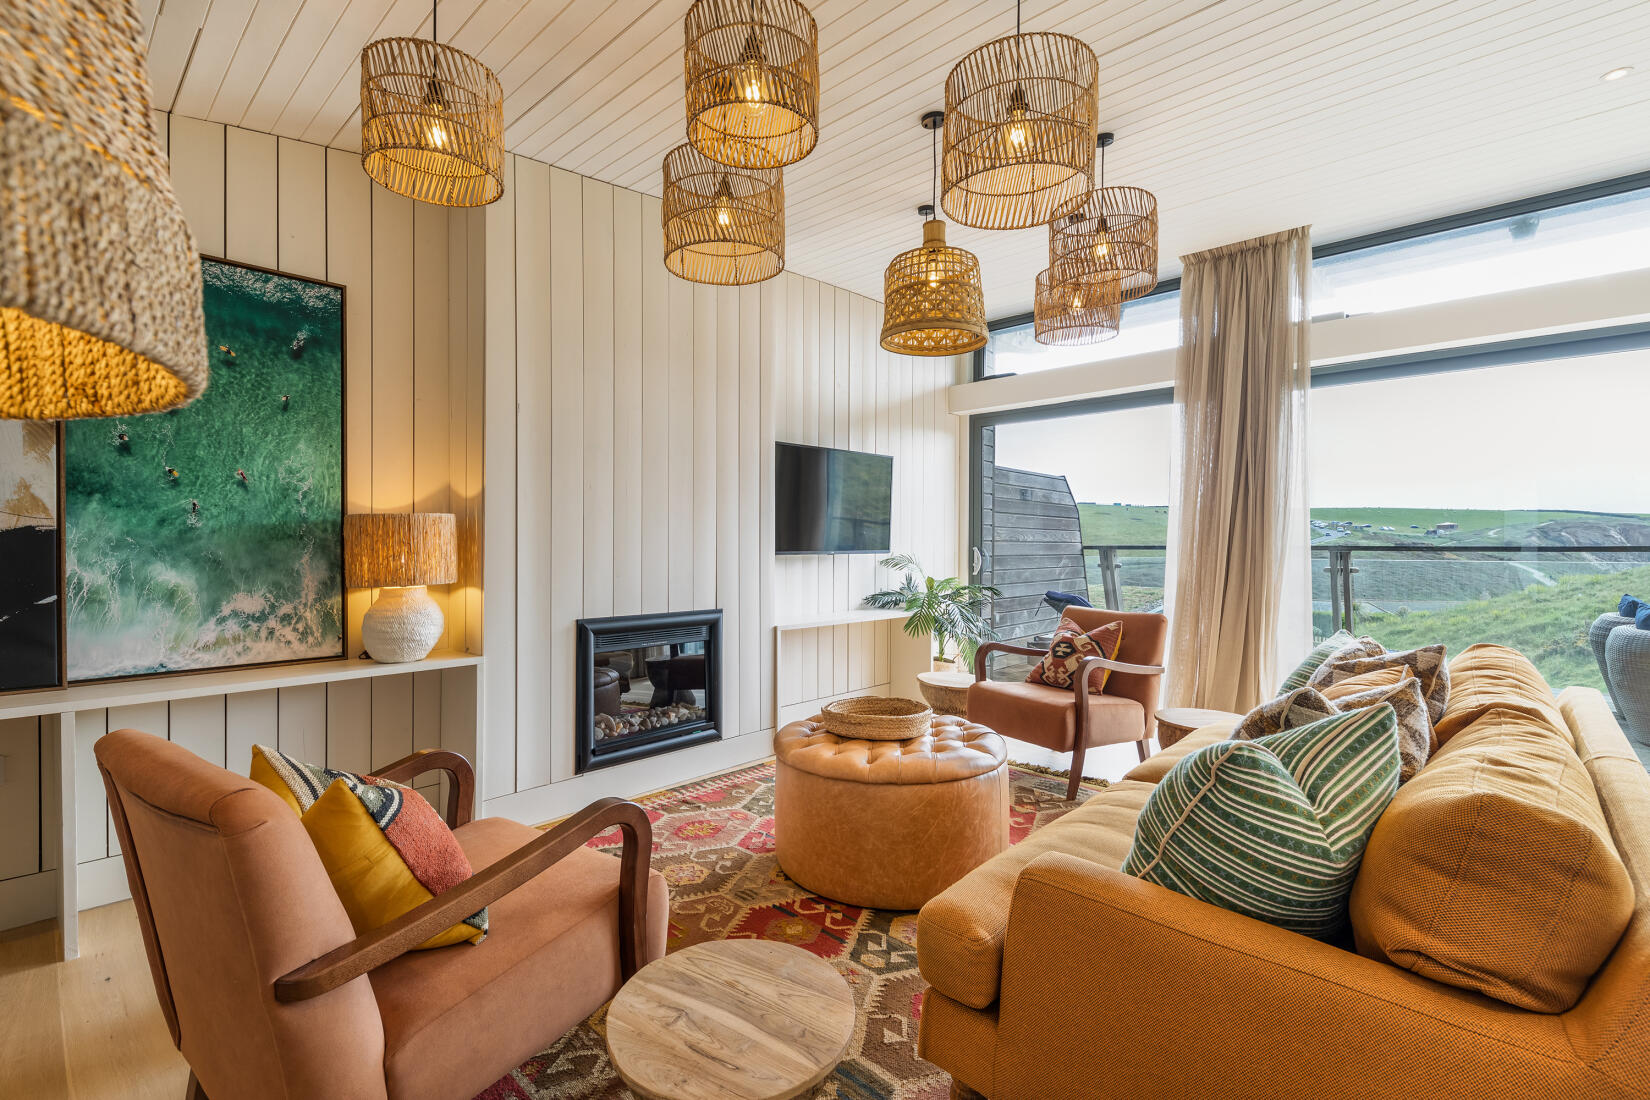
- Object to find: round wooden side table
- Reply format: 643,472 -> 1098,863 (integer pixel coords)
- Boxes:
605,939 -> 855,1100
1155,706 -> 1243,748
917,670 -> 974,717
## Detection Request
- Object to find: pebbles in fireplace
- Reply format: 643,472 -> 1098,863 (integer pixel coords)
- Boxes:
575,610 -> 723,774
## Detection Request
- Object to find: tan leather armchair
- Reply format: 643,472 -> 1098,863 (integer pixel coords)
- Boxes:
967,608 -> 1167,800
94,729 -> 669,1100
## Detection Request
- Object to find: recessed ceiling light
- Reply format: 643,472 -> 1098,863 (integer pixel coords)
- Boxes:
1601,66 -> 1634,81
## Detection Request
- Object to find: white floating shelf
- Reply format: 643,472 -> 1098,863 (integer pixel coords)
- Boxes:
773,608 -> 909,631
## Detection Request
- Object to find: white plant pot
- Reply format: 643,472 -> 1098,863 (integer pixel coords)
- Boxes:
361,585 -> 444,663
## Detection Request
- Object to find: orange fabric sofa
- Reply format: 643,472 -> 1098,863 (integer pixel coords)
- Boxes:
916,648 -> 1649,1100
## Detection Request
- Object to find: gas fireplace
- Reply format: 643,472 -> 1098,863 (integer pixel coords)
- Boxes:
574,609 -> 723,774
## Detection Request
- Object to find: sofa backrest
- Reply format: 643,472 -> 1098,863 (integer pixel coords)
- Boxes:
1062,607 -> 1167,730
95,729 -> 389,1100
1558,689 -> 1650,1094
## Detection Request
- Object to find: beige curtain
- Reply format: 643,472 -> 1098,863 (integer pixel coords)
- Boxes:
1164,226 -> 1313,713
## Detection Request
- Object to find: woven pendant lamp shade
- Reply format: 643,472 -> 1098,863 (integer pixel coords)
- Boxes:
880,220 -> 988,357
1034,266 -> 1121,346
344,513 -> 457,588
685,0 -> 819,169
361,37 -> 504,208
1049,184 -> 1159,301
662,143 -> 785,285
941,31 -> 1098,231
0,0 -> 208,420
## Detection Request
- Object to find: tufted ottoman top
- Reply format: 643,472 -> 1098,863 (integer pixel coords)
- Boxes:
775,714 -> 1005,784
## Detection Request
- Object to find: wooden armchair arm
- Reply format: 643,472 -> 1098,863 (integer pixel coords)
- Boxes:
274,797 -> 653,1003
373,749 -> 476,828
973,641 -> 1046,680
1080,656 -> 1166,678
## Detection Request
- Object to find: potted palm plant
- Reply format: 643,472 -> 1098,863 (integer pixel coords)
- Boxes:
863,554 -> 999,672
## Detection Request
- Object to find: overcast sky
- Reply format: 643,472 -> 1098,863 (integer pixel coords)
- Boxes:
993,347 -> 1649,515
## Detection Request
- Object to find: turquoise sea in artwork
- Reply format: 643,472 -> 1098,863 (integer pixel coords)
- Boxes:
64,260 -> 344,679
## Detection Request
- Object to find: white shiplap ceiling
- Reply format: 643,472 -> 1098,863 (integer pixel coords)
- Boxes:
141,0 -> 1650,317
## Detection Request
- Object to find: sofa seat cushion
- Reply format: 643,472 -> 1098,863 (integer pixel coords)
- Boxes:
371,817 -> 670,1100
966,680 -> 1144,752
1350,705 -> 1634,1013
1434,642 -> 1566,746
1125,723 -> 1234,784
917,780 -> 1154,1009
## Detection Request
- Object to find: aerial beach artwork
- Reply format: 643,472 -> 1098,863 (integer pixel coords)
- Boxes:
0,420 -> 63,692
64,258 -> 345,681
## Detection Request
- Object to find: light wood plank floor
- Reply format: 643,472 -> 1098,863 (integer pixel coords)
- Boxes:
0,903 -> 188,1100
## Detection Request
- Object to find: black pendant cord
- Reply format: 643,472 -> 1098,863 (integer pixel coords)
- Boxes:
930,124 -> 938,212
1015,0 -> 1021,36
432,0 -> 437,44
1099,136 -> 1105,190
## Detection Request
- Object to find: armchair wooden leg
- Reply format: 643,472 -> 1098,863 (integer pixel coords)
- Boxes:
950,1080 -> 987,1099
1135,737 -> 1151,763
1065,740 -> 1087,802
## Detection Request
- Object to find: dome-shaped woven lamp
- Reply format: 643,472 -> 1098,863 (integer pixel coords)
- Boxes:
0,0 -> 208,420
361,1 -> 504,208
881,113 -> 988,357
1048,133 -> 1159,300
941,4 -> 1098,231
662,143 -> 785,285
685,0 -> 819,170
1034,265 -> 1121,346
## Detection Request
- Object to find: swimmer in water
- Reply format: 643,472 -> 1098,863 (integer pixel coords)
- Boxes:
280,394 -> 290,406
236,468 -> 248,484
165,466 -> 179,479
217,344 -> 235,357
116,432 -> 129,444
189,500 -> 199,515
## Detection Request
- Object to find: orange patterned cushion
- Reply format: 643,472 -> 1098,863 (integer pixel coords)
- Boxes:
1026,616 -> 1124,692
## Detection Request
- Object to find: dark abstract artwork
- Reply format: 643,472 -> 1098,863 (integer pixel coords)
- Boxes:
0,420 -> 62,692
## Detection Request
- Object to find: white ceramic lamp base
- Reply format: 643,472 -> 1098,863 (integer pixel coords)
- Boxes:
361,585 -> 444,663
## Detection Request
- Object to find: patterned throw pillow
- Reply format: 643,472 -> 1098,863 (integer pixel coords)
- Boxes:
1026,616 -> 1124,692
251,745 -> 486,948
1230,685 -> 1338,741
1276,631 -> 1384,694
1330,674 -> 1434,782
1309,644 -> 1449,724
1123,707 -> 1401,938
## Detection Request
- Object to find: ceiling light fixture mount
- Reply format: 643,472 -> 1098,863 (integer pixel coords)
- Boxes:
361,0 -> 505,207
1601,66 -> 1634,81
881,110 -> 988,356
685,0 -> 820,169
940,1 -> 1099,231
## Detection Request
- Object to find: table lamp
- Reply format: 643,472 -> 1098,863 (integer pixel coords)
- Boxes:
344,512 -> 457,663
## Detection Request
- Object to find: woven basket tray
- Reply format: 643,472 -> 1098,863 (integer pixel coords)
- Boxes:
819,696 -> 934,741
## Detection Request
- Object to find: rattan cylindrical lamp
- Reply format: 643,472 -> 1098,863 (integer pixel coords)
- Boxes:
1034,266 -> 1121,346
941,28 -> 1098,231
361,28 -> 504,207
345,513 -> 457,663
1048,135 -> 1159,301
685,0 -> 819,169
663,143 -> 785,285
0,0 -> 208,420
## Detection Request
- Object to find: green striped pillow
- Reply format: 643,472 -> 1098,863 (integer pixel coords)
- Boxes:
1122,706 -> 1400,938
1277,631 -> 1354,693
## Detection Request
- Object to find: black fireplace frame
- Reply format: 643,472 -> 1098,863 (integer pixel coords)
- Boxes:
574,609 -> 724,775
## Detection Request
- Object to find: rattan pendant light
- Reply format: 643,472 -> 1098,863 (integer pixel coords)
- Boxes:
1048,132 -> 1159,301
1034,265 -> 1121,346
685,0 -> 819,169
0,0 -> 208,420
941,1 -> 1098,231
361,0 -> 504,207
662,143 -> 785,285
881,113 -> 988,357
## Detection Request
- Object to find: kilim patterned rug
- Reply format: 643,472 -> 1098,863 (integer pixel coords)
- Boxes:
475,760 -> 1101,1100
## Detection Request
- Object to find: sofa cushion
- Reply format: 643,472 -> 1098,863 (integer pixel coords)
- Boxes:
372,817 -> 670,1100
917,780 -> 1154,1009
1349,704 -> 1634,1012
1319,664 -> 1410,700
1123,707 -> 1401,939
1276,630 -> 1382,693
1230,685 -> 1338,741
1312,644 -> 1449,723
1125,723 -> 1234,784
1331,674 -> 1434,782
1434,642 -> 1565,746
966,680 -> 1145,752
1025,616 -> 1124,692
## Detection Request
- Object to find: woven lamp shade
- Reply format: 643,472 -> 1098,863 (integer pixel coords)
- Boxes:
685,0 -> 819,169
880,220 -> 988,357
662,143 -> 785,285
1034,265 -> 1121,346
361,37 -> 504,208
1049,185 -> 1159,301
344,513 -> 457,588
941,32 -> 1098,231
0,0 -> 208,420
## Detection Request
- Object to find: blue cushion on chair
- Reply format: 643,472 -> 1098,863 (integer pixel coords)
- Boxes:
1043,589 -> 1092,615
1620,594 -> 1644,618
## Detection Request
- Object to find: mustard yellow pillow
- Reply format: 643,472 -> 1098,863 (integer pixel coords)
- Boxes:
251,746 -> 485,949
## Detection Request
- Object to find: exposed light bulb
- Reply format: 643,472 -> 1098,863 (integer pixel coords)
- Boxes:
713,177 -> 735,229
427,121 -> 448,149
420,78 -> 449,151
1070,291 -> 1084,311
739,31 -> 767,112
1004,85 -> 1030,153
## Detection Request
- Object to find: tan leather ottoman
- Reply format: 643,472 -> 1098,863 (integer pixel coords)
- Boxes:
774,714 -> 1009,910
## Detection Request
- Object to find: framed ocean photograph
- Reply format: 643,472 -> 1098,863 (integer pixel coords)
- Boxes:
0,420 -> 65,694
64,257 -> 346,681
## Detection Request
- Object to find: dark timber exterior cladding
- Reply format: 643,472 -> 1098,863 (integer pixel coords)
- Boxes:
979,448 -> 1088,644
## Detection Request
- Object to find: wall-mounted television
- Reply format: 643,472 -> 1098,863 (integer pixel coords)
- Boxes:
775,442 -> 893,555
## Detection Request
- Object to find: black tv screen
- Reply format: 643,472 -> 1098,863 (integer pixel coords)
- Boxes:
775,442 -> 893,554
